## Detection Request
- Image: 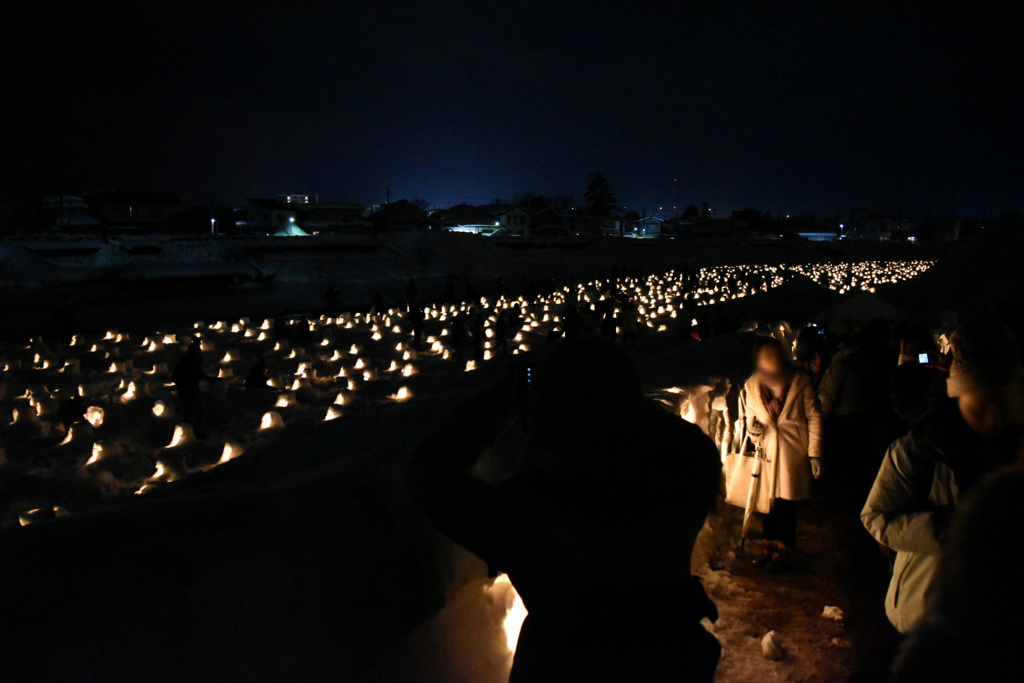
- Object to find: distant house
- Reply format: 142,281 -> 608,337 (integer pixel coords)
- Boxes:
296,203 -> 372,235
40,195 -> 100,232
83,191 -> 181,230
496,205 -> 531,236
660,218 -> 693,238
439,203 -> 532,236
369,200 -> 427,232
624,216 -> 663,238
566,214 -> 619,237
918,216 -> 960,242
529,208 -> 570,237
688,219 -> 746,241
445,203 -> 503,235
241,198 -> 297,233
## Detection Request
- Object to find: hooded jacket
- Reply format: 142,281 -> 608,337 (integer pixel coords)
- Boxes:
861,434 -> 957,633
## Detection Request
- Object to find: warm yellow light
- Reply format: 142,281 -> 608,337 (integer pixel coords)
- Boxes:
85,406 -> 104,429
86,442 -> 104,465
492,574 -> 528,654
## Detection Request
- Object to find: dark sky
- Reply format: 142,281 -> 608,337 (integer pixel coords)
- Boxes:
4,2 -> 1023,216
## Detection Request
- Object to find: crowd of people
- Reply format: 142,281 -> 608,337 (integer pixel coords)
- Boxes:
41,267 -> 1023,681
404,270 -> 1024,681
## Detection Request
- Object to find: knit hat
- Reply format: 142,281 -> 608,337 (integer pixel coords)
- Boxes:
946,320 -> 1024,398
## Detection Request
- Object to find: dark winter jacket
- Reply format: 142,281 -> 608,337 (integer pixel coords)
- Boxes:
407,389 -> 722,682
819,345 -> 875,418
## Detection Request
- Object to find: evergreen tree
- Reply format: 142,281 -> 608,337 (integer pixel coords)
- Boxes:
584,173 -> 617,216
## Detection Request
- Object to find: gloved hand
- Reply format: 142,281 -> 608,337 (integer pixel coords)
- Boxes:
810,458 -> 823,479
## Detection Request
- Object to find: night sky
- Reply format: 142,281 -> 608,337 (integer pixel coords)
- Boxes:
5,2 -> 1023,216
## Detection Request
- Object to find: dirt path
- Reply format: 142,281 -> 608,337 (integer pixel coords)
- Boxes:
705,486 -> 902,682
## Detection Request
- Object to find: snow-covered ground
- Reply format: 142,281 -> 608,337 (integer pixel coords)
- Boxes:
0,252 -> 948,680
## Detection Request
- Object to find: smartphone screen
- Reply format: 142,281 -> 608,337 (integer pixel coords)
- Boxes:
918,353 -> 929,364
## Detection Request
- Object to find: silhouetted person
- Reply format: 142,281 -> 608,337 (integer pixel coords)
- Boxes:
245,358 -> 273,391
448,312 -> 466,356
470,308 -> 485,361
410,307 -> 425,352
324,285 -> 340,315
820,331 -> 886,502
405,278 -> 417,312
54,295 -> 76,346
494,310 -> 509,354
561,305 -> 584,339
407,339 -> 722,681
599,301 -> 617,340
172,338 -> 215,434
621,299 -> 640,346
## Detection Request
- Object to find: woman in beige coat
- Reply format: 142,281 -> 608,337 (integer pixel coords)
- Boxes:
739,337 -> 824,570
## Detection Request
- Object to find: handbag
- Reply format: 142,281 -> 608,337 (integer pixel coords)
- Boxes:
724,428 -> 775,514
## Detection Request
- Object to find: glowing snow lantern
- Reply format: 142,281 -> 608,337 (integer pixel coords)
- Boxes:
349,344 -> 360,355
85,406 -> 104,429
120,381 -> 137,404
465,360 -> 477,372
324,406 -> 343,421
275,393 -> 294,408
402,364 -> 416,377
260,411 -> 285,431
151,460 -> 179,482
166,423 -> 194,448
219,442 -> 244,465
389,386 -> 411,402
152,401 -> 167,417
491,573 -> 528,654
86,442 -> 104,466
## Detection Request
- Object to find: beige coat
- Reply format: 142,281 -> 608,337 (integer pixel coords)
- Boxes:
739,371 -> 823,501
